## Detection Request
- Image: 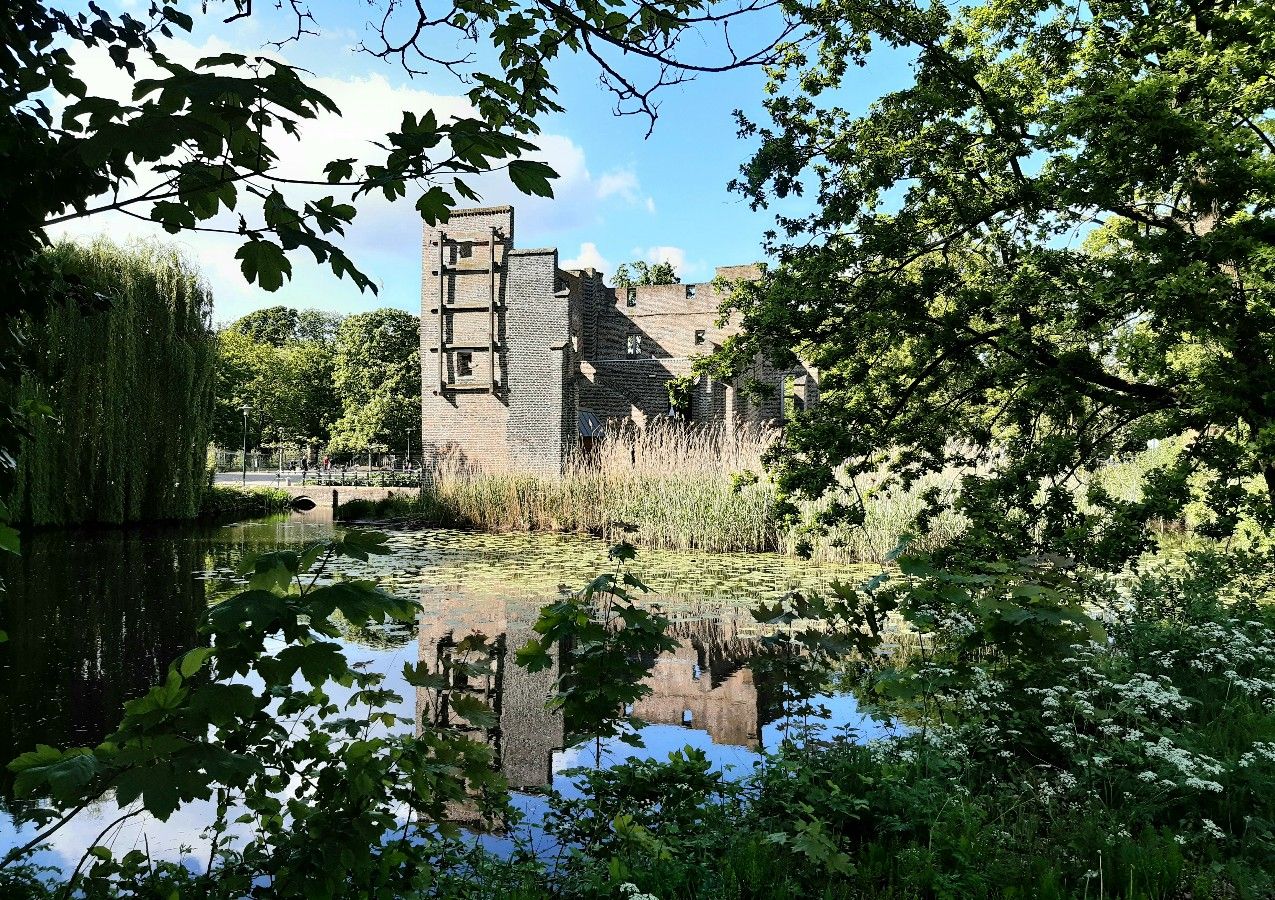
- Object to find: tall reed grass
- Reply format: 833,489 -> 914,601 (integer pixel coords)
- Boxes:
352,422 -> 967,562
418,423 -> 776,554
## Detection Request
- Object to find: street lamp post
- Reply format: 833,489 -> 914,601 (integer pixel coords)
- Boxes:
241,403 -> 252,485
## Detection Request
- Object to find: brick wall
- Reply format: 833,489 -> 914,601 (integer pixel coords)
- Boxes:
504,247 -> 571,474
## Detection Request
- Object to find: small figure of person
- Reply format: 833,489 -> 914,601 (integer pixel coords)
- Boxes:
301,456 -> 308,483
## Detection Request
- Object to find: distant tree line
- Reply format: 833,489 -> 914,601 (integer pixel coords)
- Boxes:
214,305 -> 420,460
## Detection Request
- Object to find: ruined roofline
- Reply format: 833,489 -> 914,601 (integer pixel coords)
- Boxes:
609,263 -> 761,292
443,205 -> 515,217
507,247 -> 556,256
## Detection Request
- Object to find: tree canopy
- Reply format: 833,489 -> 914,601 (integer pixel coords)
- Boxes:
226,306 -> 342,348
613,260 -> 681,287
328,309 -> 422,456
212,326 -> 339,452
15,241 -> 216,525
716,0 -> 1275,567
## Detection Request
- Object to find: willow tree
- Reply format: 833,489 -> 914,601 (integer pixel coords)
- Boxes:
717,0 -> 1275,568
14,241 -> 216,526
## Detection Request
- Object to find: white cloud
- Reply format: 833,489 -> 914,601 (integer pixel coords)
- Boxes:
595,169 -> 640,203
644,245 -> 686,273
645,196 -> 656,214
44,35 -> 630,320
560,242 -> 612,276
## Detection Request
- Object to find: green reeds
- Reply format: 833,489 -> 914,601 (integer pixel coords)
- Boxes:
378,422 -> 968,562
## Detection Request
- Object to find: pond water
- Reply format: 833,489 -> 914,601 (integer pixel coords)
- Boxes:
0,509 -> 889,875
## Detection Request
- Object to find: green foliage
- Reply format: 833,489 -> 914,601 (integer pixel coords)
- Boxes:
198,485 -> 292,520
212,316 -> 339,450
666,374 -> 695,420
13,240 -> 216,526
466,549 -> 1275,899
613,260 -> 680,288
327,309 -> 422,455
228,306 -> 343,348
540,747 -> 741,896
518,543 -> 679,748
721,0 -> 1275,570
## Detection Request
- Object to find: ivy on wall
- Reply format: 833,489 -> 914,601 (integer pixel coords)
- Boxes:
13,240 -> 217,526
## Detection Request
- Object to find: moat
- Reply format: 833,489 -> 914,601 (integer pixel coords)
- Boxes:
0,510 -> 887,872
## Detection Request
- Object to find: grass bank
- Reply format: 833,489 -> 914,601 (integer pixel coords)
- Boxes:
198,485 -> 292,520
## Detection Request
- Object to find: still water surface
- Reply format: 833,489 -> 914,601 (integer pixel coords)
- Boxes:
0,509 -> 887,874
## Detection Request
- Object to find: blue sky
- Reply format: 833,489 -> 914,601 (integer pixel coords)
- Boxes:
53,2 -> 916,324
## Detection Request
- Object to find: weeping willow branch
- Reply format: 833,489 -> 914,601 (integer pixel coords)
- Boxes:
12,240 -> 217,526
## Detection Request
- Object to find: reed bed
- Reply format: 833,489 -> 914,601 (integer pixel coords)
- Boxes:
343,422 -> 968,562
789,467 -> 969,563
419,423 -> 779,554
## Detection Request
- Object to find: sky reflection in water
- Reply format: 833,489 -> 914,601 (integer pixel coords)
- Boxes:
0,509 -> 888,875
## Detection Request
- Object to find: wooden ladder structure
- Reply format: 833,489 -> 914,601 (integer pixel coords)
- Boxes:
428,225 -> 504,394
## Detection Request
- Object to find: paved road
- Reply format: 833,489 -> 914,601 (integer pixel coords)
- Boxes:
215,472 -> 299,485
214,471 -> 417,486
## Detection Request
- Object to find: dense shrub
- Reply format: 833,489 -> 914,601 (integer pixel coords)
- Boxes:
198,485 -> 292,520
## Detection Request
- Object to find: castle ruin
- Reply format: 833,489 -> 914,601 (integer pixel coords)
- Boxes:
419,205 -> 817,474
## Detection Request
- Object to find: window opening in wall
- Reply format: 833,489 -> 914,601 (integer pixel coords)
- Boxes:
626,334 -> 642,355
626,287 -> 637,307
457,351 -> 474,379
685,284 -> 697,299
694,329 -> 706,345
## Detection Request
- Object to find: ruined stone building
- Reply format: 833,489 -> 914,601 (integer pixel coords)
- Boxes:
419,205 -> 817,474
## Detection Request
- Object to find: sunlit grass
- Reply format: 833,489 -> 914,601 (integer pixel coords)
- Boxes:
343,423 -> 969,562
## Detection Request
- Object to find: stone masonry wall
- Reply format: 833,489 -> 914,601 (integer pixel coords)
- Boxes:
420,206 -> 516,471
578,263 -> 813,430
504,247 -> 572,474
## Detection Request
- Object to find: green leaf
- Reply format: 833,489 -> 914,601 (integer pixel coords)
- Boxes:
339,529 -> 392,560
236,240 -> 292,292
514,638 -> 552,672
114,766 -> 182,821
0,523 -> 20,555
324,158 -> 356,183
415,186 -> 455,226
402,662 -> 448,689
178,646 -> 214,678
507,159 -> 557,198
11,747 -> 99,802
450,694 -> 498,728
608,541 -> 637,562
276,641 -> 350,686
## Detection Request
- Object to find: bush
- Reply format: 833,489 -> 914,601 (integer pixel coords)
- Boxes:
198,485 -> 292,520
504,549 -> 1275,899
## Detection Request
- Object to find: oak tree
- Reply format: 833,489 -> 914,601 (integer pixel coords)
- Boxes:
718,0 -> 1275,566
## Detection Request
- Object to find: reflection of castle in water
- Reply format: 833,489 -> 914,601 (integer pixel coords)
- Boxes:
415,595 -> 780,789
